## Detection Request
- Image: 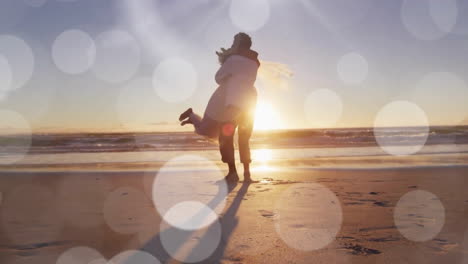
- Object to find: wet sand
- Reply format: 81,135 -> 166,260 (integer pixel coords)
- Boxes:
0,166 -> 467,263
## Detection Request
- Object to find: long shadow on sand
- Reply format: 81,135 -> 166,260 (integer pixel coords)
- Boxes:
135,181 -> 250,263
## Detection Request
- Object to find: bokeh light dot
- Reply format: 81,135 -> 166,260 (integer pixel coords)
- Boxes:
337,52 -> 368,85
153,57 -> 198,103
152,155 -> 227,229
160,219 -> 222,263
374,101 -> 429,156
229,0 -> 270,32
0,109 -> 32,164
56,246 -> 103,264
163,201 -> 218,231
275,183 -> 342,251
394,190 -> 445,242
52,29 -> 96,74
304,89 -> 343,128
92,30 -> 140,83
109,250 -> 160,264
0,35 -> 35,91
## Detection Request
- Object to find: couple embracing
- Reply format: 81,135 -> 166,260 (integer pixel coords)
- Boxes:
179,33 -> 260,183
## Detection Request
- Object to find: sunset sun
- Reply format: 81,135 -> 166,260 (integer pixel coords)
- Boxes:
254,101 -> 282,130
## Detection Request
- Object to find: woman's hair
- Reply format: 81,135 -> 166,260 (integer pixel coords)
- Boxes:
216,32 -> 253,64
216,48 -> 231,65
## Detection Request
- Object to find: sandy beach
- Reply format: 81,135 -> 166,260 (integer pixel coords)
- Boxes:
1,163 -> 467,263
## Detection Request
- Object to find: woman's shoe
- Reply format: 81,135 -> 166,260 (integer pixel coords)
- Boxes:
179,108 -> 193,121
180,119 -> 193,126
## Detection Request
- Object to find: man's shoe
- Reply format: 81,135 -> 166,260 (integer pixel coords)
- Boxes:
243,172 -> 253,183
224,171 -> 239,183
179,108 -> 193,121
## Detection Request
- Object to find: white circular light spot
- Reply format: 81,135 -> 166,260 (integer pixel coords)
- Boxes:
275,183 -> 342,251
56,247 -> 103,264
57,174 -> 111,228
229,0 -> 270,32
337,52 -> 368,85
164,201 -> 218,231
401,0 -> 457,40
412,72 -> 468,125
160,219 -> 222,263
394,190 -> 445,242
374,101 -> 429,156
1,184 -> 64,244
153,57 -> 198,103
152,155 -> 227,230
304,89 -> 343,128
0,35 -> 35,91
52,29 -> 96,74
0,55 -> 12,100
92,30 -> 140,83
24,0 -> 48,7
109,250 -> 160,264
0,110 -> 32,164
103,187 -> 154,235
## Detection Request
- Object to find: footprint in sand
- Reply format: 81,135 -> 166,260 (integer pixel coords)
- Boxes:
341,243 -> 381,256
258,210 -> 275,218
373,201 -> 390,207
368,237 -> 400,242
429,238 -> 459,255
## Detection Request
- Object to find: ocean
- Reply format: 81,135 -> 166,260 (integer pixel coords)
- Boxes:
1,126 -> 467,171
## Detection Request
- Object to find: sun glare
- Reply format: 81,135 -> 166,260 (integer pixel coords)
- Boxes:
254,101 -> 282,130
253,149 -> 273,163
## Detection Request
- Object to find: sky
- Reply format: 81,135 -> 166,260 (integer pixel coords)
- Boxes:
0,0 -> 468,133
